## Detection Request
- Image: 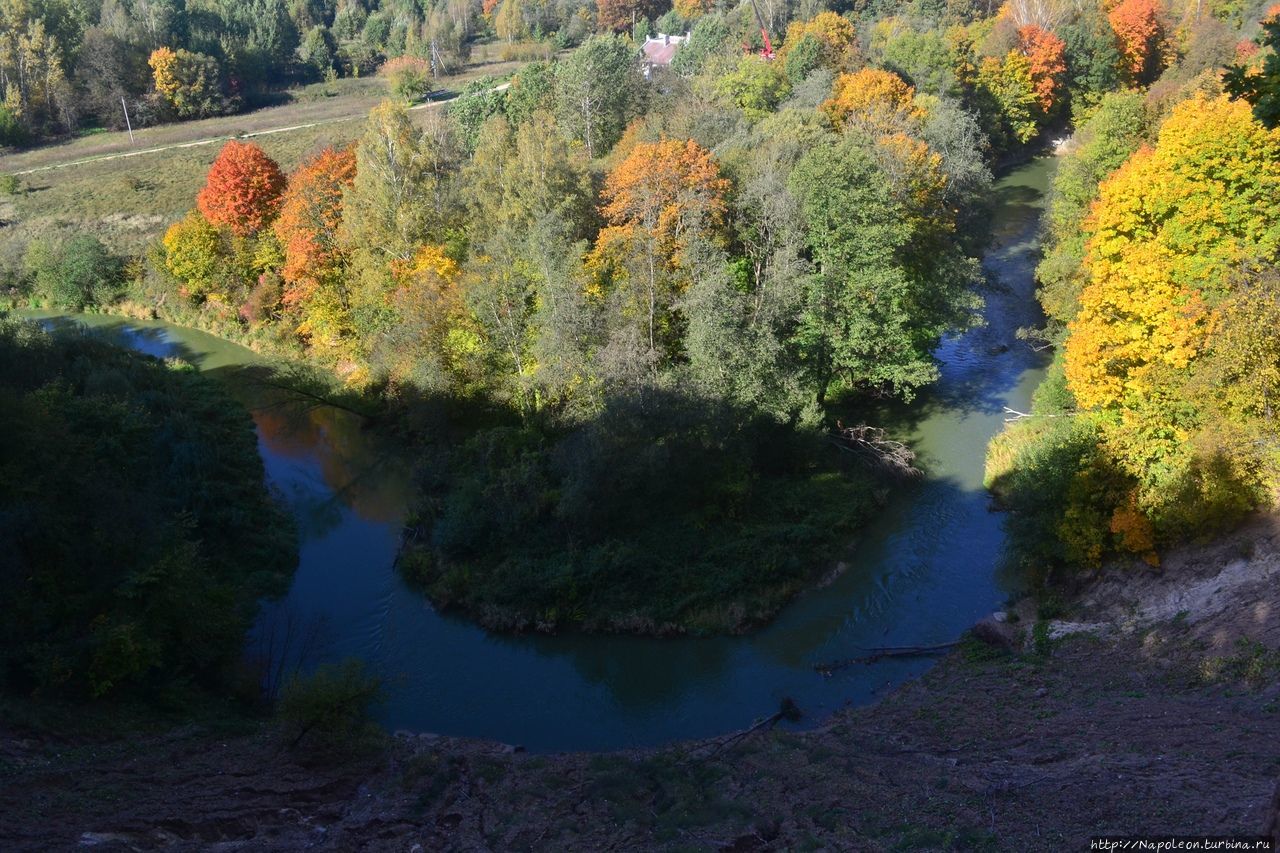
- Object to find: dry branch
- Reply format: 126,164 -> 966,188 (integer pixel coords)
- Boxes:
829,424 -> 920,478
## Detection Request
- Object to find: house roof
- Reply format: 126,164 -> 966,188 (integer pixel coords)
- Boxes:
642,34 -> 687,66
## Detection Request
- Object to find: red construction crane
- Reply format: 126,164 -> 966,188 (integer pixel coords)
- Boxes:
746,0 -> 775,60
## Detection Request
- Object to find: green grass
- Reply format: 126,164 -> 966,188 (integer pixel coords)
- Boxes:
0,54 -> 532,260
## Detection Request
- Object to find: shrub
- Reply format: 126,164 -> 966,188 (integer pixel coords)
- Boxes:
499,41 -> 555,62
0,320 -> 295,700
23,234 -> 123,309
277,660 -> 384,750
380,55 -> 433,101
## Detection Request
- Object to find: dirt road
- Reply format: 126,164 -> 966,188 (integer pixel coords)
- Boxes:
0,81 -> 512,178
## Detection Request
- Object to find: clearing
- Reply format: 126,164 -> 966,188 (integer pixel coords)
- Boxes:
0,54 -> 525,257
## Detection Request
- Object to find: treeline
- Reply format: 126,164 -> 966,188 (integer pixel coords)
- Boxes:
0,0 -> 550,145
0,318 -> 295,701
1,0 -> 1224,146
987,0 -> 1280,575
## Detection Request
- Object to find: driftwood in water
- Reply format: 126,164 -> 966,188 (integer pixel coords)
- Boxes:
829,424 -> 920,478
813,642 -> 958,677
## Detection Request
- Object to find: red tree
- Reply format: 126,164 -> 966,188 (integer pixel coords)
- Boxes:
273,146 -> 357,308
1018,25 -> 1067,113
197,141 -> 287,236
1108,0 -> 1166,84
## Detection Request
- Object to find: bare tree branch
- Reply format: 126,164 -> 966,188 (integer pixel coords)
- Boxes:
830,424 -> 920,478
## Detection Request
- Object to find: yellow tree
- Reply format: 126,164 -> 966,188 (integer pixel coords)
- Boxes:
1066,95 -> 1280,413
778,12 -> 860,73
821,68 -> 922,133
1064,95 -> 1280,528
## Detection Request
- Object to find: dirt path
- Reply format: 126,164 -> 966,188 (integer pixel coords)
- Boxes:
4,518 -> 1280,851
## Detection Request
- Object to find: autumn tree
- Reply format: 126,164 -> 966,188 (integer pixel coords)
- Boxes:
1037,90 -> 1148,326
1205,270 -> 1280,427
778,12 -> 859,74
380,55 -> 432,100
596,0 -> 668,32
149,46 -> 225,118
0,14 -> 70,136
822,68 -> 922,133
589,138 -> 729,365
1063,96 -> 1280,531
1018,24 -> 1066,114
273,146 -> 357,321
163,212 -> 233,300
977,51 -> 1040,144
673,0 -> 713,19
196,141 -> 287,236
1066,95 -> 1280,413
1108,0 -> 1167,85
341,104 -> 460,375
378,244 -> 466,387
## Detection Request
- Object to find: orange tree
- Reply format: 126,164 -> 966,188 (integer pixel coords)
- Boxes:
1018,24 -> 1067,114
197,141 -> 287,237
589,138 -> 729,364
1108,0 -> 1168,85
273,146 -> 357,313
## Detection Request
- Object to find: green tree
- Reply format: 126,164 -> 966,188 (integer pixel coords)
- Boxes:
977,50 -> 1040,145
24,235 -> 122,309
1225,18 -> 1280,128
715,54 -> 791,119
503,59 -> 554,126
670,12 -> 730,78
553,33 -> 644,158
298,24 -> 337,79
789,136 -> 979,402
1061,7 -> 1123,107
1037,90 -> 1148,326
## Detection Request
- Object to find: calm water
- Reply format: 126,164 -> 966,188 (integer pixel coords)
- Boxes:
21,157 -> 1055,751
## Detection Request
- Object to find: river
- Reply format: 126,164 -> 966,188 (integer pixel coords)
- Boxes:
21,156 -> 1055,752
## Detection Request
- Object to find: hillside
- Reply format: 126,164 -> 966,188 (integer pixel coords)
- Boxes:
4,516 -> 1280,850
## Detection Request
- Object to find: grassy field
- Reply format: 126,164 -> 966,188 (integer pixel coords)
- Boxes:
0,53 -> 528,259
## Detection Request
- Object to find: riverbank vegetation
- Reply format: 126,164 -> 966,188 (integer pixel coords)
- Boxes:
0,317 -> 295,702
987,0 -> 1280,576
4,0 -> 1197,631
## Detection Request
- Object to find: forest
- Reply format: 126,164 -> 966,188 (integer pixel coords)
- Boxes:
987,10 -> 1280,576
0,318 -> 294,701
5,0 -> 1279,633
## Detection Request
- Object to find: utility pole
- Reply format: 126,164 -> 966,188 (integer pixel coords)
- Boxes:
121,96 -> 135,144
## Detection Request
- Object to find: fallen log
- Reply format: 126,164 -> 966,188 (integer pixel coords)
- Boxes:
813,642 -> 958,677
687,698 -> 802,761
829,424 -> 921,478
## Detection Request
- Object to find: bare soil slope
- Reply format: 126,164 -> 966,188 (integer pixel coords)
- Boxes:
5,519 -> 1280,852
